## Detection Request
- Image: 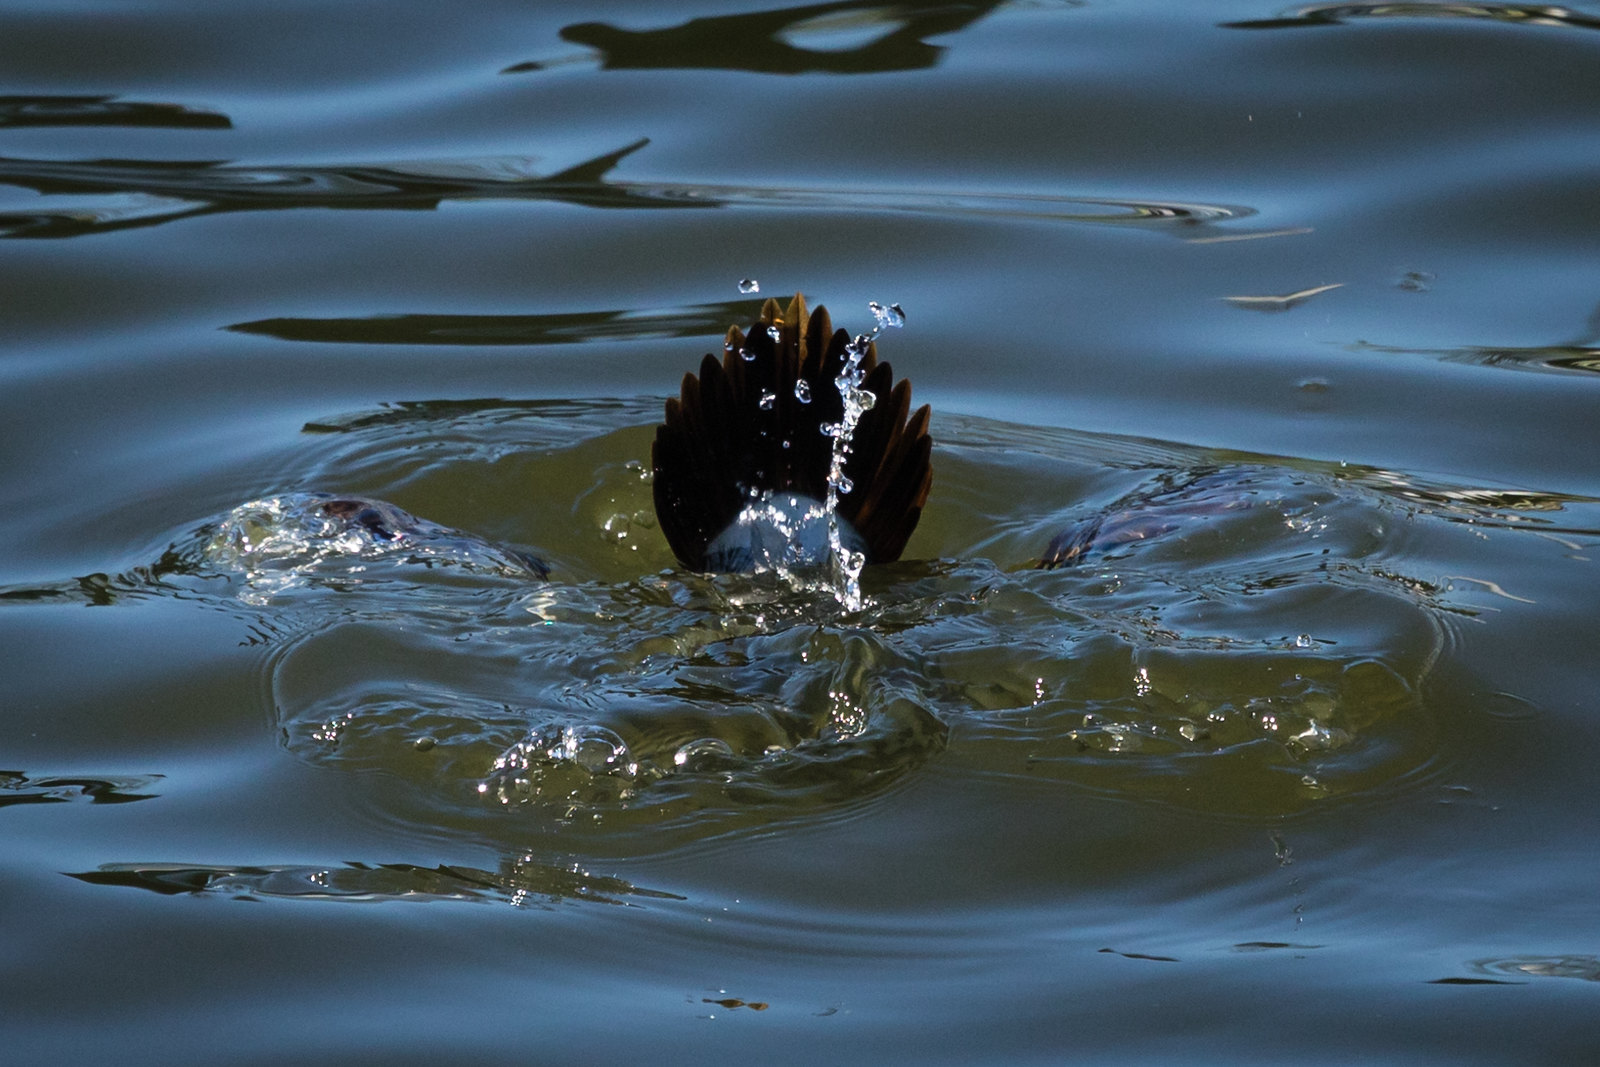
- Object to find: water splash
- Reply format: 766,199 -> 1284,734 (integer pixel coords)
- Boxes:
823,300 -> 905,610
704,491 -> 865,574
200,493 -> 545,603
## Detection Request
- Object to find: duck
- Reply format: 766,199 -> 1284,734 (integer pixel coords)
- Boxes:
280,293 -> 1215,580
651,292 -> 933,573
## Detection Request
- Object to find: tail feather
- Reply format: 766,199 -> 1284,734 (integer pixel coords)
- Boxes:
652,293 -> 933,571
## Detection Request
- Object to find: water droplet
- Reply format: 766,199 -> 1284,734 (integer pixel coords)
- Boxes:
1294,633 -> 1313,648
740,347 -> 756,362
869,301 -> 906,330
738,278 -> 760,294
856,389 -> 876,411
767,326 -> 781,342
835,475 -> 854,495
794,380 -> 812,403
758,390 -> 776,411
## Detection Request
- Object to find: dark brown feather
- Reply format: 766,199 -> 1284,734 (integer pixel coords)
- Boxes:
652,293 -> 933,571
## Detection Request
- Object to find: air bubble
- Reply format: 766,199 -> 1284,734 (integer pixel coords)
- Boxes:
673,737 -> 736,769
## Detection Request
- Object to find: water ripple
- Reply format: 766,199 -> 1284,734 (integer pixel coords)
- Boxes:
67,856 -> 682,908
1225,1 -> 1600,32
0,141 -> 1263,240
0,94 -> 230,130
11,404 -> 1587,849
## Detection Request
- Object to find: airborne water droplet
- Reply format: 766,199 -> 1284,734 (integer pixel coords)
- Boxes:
835,475 -> 854,495
740,347 -> 756,362
869,301 -> 906,330
759,390 -> 776,410
794,380 -> 812,403
767,326 -> 781,342
738,278 -> 760,294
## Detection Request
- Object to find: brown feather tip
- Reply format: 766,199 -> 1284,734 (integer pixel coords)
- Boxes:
652,293 -> 932,572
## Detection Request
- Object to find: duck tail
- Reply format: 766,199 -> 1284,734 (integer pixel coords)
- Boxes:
652,293 -> 932,571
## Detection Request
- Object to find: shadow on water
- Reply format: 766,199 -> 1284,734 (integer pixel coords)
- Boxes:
506,1 -> 1014,76
10,399 -> 1595,862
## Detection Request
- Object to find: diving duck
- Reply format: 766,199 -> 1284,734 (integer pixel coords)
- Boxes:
651,292 -> 933,572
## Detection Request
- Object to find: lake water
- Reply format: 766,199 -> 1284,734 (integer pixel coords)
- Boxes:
3,1 -> 1599,1061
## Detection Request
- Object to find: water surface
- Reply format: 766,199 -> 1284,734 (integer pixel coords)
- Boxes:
3,1 -> 1599,1062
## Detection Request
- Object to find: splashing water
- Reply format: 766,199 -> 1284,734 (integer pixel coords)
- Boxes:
823,300 -> 905,610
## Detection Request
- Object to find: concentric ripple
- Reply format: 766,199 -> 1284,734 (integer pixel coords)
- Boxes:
23,399 -> 1592,849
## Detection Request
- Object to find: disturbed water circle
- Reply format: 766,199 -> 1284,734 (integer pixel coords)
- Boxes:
110,404 -> 1520,848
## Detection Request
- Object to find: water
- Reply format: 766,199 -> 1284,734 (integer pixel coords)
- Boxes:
4,1 -> 1600,1062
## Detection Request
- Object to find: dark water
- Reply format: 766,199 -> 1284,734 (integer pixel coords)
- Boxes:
4,1 -> 1600,1061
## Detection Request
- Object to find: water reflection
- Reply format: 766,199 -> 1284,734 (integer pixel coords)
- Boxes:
1352,295 -> 1600,378
526,1 -> 1007,76
1358,340 -> 1600,377
0,94 -> 230,130
67,855 -> 683,908
1225,1 -> 1600,31
1468,955 -> 1600,982
230,300 -> 762,347
0,140 -> 1265,241
0,139 -> 673,239
1,769 -> 162,807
